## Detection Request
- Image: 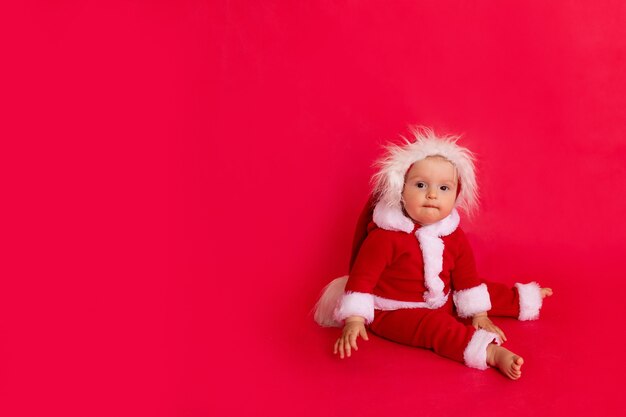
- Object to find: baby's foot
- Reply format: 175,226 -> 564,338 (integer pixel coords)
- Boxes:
541,287 -> 553,298
487,344 -> 524,380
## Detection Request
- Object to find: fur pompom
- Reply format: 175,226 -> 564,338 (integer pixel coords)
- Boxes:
313,276 -> 348,327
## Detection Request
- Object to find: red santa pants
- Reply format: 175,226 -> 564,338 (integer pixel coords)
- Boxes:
368,282 -> 521,364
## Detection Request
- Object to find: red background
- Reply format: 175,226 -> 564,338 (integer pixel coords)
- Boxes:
2,1 -> 626,416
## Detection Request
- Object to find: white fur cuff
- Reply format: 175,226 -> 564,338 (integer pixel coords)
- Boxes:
464,329 -> 500,370
334,292 -> 375,324
453,283 -> 492,318
515,282 -> 543,321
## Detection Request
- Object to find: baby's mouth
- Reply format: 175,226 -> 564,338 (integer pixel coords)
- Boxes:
423,205 -> 438,209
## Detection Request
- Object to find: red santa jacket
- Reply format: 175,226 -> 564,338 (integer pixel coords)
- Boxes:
335,207 -> 491,323
348,223 -> 482,298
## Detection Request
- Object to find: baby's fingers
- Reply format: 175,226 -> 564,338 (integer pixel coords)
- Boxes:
498,328 -> 507,342
343,335 -> 352,358
490,325 -> 507,343
359,326 -> 369,341
334,338 -> 346,359
349,332 -> 359,352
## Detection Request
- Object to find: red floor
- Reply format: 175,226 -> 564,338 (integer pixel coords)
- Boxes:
202,245 -> 625,417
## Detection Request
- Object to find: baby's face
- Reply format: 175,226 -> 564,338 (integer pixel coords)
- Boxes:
401,156 -> 458,225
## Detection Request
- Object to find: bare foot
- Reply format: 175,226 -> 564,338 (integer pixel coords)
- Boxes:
486,344 -> 524,380
541,287 -> 553,298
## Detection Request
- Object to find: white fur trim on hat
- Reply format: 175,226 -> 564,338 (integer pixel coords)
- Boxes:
372,126 -> 478,217
464,329 -> 501,370
334,291 -> 375,324
515,282 -> 543,321
453,283 -> 492,318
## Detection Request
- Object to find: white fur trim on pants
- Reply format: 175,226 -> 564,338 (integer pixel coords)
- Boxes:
515,282 -> 543,321
334,292 -> 375,324
453,283 -> 492,318
464,329 -> 500,370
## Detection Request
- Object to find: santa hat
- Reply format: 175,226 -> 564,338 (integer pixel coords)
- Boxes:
371,126 -> 478,231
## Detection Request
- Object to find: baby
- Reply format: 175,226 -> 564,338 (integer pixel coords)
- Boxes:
314,127 -> 552,380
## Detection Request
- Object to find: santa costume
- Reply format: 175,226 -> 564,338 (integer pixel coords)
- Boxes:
314,127 -> 545,370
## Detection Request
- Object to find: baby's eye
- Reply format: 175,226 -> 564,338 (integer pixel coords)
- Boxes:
416,182 -> 426,189
440,185 -> 449,191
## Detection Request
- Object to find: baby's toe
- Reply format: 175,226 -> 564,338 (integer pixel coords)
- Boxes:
507,370 -> 519,380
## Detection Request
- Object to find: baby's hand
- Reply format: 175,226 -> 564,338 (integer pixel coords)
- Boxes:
472,313 -> 507,343
333,316 -> 369,359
